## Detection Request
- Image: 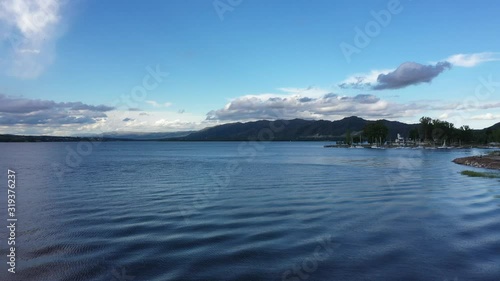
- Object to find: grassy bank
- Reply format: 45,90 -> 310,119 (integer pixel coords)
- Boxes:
460,170 -> 500,179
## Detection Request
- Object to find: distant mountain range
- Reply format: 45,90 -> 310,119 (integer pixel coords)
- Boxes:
0,135 -> 119,142
177,116 -> 418,141
1,116 -> 499,142
0,131 -> 194,142
99,131 -> 195,140
487,122 -> 500,131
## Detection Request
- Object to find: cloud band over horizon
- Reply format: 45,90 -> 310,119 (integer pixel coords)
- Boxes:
0,94 -> 113,126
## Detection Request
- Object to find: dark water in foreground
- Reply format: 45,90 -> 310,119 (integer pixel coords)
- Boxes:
0,142 -> 499,281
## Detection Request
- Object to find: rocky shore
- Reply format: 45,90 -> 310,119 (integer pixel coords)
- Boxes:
453,151 -> 500,170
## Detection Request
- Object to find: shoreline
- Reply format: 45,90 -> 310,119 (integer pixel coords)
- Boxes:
453,152 -> 500,170
324,144 -> 500,150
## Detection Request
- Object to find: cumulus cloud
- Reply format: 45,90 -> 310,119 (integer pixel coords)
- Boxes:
0,0 -> 66,78
446,52 -> 500,67
122,118 -> 135,122
206,88 -> 426,122
0,94 -> 114,125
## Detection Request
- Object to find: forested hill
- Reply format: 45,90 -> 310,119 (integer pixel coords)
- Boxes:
178,116 -> 419,141
2,117 -> 499,143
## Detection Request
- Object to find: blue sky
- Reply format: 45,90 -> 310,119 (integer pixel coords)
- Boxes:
0,0 -> 499,135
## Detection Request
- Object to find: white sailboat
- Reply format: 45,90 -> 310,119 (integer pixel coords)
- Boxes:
438,139 -> 448,149
371,137 -> 385,149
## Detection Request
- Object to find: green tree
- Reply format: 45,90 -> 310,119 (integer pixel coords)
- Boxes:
485,129 -> 493,143
345,129 -> 351,145
492,129 -> 500,143
409,128 -> 419,142
431,119 -> 454,144
419,117 -> 433,141
364,121 -> 389,144
418,116 -> 476,145
459,125 -> 473,144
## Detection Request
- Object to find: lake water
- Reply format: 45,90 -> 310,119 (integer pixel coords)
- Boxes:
0,142 -> 499,281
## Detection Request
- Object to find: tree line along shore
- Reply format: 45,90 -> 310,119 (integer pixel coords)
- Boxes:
326,116 -> 500,148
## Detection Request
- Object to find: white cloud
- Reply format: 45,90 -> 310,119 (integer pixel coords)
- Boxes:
18,48 -> 41,54
470,113 -> 500,120
145,100 -> 173,108
74,109 -> 205,135
0,0 -> 64,78
154,119 -> 198,129
206,87 -> 427,122
276,86 -> 330,98
446,52 -> 500,67
338,69 -> 393,89
439,113 -> 449,119
455,101 -> 500,111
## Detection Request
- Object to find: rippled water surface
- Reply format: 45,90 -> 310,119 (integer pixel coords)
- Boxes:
1,142 -> 499,281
